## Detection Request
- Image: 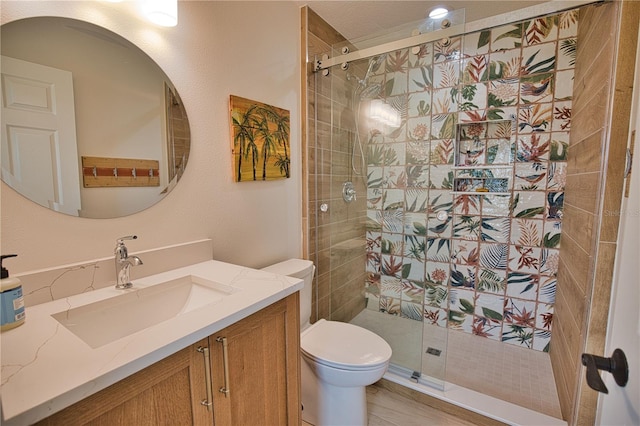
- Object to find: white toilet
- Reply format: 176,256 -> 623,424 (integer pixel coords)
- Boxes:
262,259 -> 392,426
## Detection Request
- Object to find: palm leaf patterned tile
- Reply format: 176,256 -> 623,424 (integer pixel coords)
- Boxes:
359,10 -> 578,351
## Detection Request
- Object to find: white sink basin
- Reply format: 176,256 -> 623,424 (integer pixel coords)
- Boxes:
52,275 -> 239,348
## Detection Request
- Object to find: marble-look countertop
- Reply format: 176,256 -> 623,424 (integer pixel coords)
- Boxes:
0,260 -> 302,425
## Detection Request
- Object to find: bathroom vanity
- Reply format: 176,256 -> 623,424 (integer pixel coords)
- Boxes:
0,260 -> 302,425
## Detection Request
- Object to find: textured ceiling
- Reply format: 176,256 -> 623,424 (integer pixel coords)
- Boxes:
303,1 -> 552,41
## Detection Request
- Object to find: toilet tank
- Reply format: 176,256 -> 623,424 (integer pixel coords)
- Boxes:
261,259 -> 314,330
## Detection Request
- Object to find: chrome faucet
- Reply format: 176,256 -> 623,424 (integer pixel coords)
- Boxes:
114,235 -> 143,289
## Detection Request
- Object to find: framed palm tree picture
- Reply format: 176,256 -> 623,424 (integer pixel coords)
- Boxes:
230,95 -> 290,182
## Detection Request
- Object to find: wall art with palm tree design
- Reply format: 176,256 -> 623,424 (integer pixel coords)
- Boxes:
230,95 -> 290,182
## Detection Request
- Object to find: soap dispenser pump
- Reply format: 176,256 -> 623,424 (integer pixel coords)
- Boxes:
1,254 -> 26,331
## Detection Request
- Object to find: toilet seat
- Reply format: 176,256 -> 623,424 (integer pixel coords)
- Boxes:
301,319 -> 392,371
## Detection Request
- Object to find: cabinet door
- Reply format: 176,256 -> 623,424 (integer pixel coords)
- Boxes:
37,340 -> 212,426
210,293 -> 300,426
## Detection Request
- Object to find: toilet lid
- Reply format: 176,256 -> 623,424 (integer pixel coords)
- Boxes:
301,320 -> 392,370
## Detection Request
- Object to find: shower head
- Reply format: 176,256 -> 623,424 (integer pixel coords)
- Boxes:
350,54 -> 386,100
360,82 -> 383,99
364,54 -> 386,81
347,54 -> 387,90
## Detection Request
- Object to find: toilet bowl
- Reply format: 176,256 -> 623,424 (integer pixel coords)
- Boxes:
262,259 -> 392,426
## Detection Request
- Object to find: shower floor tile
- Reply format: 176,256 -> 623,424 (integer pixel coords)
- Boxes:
446,330 -> 562,419
351,310 -> 562,419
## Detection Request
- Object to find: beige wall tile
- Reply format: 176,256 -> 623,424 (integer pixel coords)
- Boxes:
566,131 -> 605,174
564,172 -> 601,213
553,1 -> 638,423
558,233 -> 593,292
572,85 -> 612,144
561,204 -> 595,252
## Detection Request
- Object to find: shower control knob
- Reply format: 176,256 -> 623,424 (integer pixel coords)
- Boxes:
342,182 -> 357,203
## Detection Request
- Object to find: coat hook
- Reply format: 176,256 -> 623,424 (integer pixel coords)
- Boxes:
581,348 -> 629,394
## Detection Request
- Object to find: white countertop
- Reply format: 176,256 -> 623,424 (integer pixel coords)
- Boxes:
0,260 -> 303,425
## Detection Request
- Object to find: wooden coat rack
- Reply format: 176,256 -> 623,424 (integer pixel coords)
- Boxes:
82,156 -> 160,188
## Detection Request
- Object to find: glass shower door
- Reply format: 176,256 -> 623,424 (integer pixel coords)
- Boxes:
315,10 -> 467,389
329,50 -> 429,382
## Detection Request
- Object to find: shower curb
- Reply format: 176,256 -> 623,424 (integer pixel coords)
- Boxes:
377,372 -> 567,426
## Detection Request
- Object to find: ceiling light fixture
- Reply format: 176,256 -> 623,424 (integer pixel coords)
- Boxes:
428,6 -> 450,19
143,0 -> 178,27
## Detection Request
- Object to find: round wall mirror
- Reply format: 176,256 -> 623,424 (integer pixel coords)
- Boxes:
1,17 -> 190,218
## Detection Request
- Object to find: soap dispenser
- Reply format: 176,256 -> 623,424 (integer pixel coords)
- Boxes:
1,254 -> 25,331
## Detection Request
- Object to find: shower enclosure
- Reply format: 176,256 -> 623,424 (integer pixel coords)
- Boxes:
307,4 -> 582,418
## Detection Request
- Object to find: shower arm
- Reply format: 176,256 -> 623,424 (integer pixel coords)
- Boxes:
314,23 -> 464,72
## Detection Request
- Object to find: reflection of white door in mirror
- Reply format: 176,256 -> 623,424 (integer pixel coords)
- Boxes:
1,56 -> 81,216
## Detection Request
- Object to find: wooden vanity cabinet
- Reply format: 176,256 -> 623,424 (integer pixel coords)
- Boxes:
36,338 -> 212,426
36,293 -> 300,426
208,293 -> 300,426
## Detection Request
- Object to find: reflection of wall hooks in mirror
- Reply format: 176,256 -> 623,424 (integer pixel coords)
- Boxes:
82,156 -> 159,188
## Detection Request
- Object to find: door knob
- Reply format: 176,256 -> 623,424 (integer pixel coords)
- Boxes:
581,348 -> 629,394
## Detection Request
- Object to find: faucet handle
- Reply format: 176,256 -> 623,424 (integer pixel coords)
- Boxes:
116,235 -> 138,245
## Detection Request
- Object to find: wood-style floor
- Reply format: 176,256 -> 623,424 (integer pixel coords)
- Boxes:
366,385 -> 478,425
302,385 -> 477,426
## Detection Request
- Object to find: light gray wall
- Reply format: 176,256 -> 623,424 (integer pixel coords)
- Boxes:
1,1 -> 302,273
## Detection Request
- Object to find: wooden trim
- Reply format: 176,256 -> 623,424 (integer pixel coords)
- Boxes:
301,6 -> 309,259
284,292 -> 301,425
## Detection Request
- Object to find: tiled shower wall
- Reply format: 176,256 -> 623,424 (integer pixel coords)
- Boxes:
552,2 -> 638,422
362,11 -> 579,352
